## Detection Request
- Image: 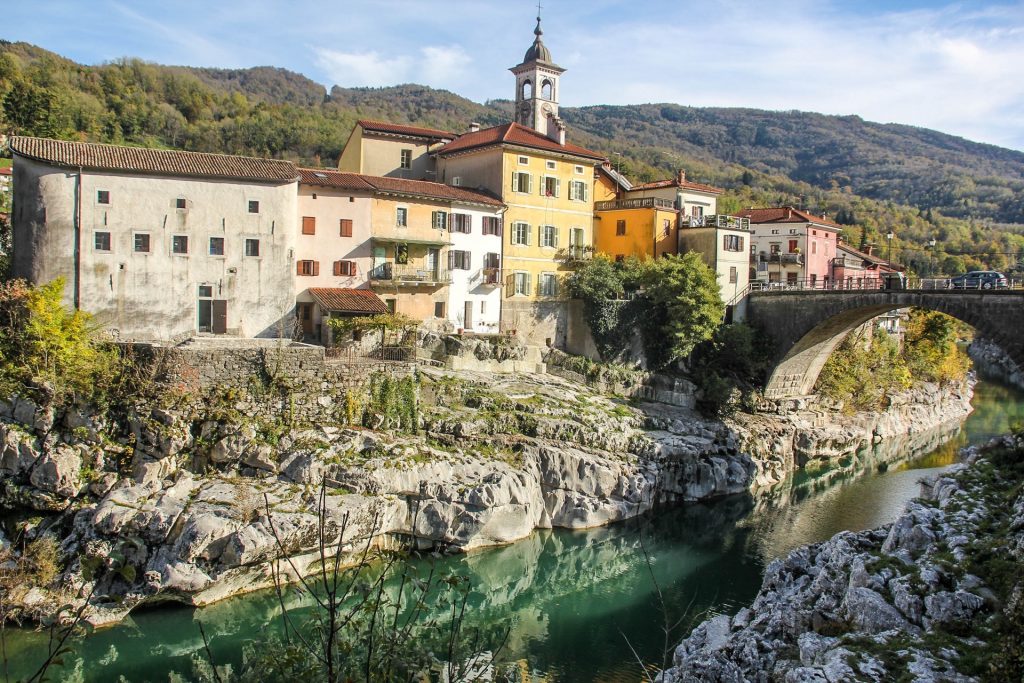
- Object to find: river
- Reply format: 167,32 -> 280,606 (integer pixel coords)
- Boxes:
7,379 -> 1024,682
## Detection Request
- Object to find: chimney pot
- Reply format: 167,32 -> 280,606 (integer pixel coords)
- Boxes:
677,169 -> 686,184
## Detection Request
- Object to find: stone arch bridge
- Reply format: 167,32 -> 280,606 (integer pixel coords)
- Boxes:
745,289 -> 1024,399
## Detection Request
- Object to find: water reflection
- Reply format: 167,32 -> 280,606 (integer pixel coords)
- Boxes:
9,380 -> 1024,683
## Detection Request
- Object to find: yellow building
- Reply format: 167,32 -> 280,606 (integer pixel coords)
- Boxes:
433,18 -> 605,343
338,120 -> 454,180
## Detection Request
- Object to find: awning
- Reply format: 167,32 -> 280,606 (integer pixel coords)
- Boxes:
308,288 -> 389,314
371,235 -> 449,247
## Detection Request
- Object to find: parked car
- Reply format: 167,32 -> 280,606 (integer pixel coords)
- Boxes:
947,271 -> 1008,289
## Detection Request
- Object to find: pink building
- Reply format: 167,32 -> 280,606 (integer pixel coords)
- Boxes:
740,207 -> 842,287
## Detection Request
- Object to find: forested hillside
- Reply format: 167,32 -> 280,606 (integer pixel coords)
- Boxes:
1,39 -> 1022,274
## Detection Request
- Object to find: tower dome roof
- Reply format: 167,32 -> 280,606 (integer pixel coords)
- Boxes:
523,16 -> 553,63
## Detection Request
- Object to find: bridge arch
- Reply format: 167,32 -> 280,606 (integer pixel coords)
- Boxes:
745,291 -> 1024,399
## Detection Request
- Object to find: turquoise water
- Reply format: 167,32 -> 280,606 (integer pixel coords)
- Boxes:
7,379 -> 1024,682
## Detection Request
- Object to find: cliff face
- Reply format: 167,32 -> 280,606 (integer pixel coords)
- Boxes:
0,368 -> 974,627
661,434 -> 1024,683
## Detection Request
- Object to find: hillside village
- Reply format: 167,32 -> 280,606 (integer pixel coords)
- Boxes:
3,18 -> 902,349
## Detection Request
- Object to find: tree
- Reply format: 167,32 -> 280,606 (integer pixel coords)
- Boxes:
640,253 -> 724,364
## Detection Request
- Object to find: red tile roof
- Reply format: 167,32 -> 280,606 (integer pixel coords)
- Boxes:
298,168 -> 375,191
629,178 -> 723,195
298,167 -> 503,207
357,119 -> 455,140
308,288 -> 389,314
9,136 -> 298,183
737,206 -> 842,229
0,167 -> 11,176
837,242 -> 904,270
434,122 -> 605,161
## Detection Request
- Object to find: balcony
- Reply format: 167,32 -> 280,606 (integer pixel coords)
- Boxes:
595,197 -> 676,211
369,263 -> 450,287
559,244 -> 594,263
758,251 -> 805,265
479,268 -> 503,287
682,215 -> 752,230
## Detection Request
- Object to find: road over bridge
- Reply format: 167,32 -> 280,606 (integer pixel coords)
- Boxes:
745,287 -> 1024,399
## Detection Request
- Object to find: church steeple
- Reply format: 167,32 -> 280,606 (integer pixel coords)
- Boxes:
510,13 -> 566,141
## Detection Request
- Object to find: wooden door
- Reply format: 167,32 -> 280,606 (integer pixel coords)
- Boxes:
463,301 -> 473,331
212,300 -> 228,334
298,303 -> 313,335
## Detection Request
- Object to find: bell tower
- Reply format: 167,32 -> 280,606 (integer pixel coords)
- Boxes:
510,14 -> 567,143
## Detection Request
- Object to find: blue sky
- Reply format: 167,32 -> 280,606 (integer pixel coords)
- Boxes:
6,0 -> 1024,151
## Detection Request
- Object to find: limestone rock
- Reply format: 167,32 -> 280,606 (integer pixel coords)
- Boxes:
29,445 -> 82,497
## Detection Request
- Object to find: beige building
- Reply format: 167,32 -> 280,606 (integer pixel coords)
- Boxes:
9,136 -> 298,340
677,216 -> 752,306
338,120 -> 454,180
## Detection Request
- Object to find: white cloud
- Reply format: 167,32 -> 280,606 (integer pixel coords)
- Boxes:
313,44 -> 471,90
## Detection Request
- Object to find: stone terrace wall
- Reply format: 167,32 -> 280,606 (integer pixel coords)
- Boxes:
125,340 -> 414,426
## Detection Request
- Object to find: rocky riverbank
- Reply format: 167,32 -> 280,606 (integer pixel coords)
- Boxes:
969,336 -> 1024,391
661,432 -> 1024,683
0,367 -> 975,627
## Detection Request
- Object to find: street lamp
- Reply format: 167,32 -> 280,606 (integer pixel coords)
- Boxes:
886,231 -> 895,269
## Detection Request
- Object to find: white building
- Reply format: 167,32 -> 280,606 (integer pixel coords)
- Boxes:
9,136 -> 299,340
446,201 -> 504,333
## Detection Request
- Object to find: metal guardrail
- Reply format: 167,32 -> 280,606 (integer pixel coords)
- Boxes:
749,277 -> 1024,292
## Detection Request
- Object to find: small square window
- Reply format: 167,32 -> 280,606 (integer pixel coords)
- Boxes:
198,285 -> 213,298
434,301 -> 445,318
574,165 -> 584,175
245,238 -> 260,257
248,200 -> 260,214
94,231 -> 111,251
209,237 -> 225,256
546,160 -> 556,171
518,156 -> 529,165
97,190 -> 110,205
396,207 -> 408,227
175,197 -> 187,210
134,233 -> 151,253
172,235 -> 189,254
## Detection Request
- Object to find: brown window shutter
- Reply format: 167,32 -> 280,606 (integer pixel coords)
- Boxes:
312,261 -> 320,276
296,261 -> 303,275
340,219 -> 353,237
333,260 -> 341,276
302,216 -> 316,235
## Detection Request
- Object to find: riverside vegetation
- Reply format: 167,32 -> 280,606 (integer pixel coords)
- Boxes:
0,277 -> 987,681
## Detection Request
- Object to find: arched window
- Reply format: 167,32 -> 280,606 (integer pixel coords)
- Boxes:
522,80 -> 533,99
541,79 -> 553,100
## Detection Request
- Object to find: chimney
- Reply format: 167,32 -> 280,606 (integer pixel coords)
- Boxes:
676,169 -> 686,185
786,208 -> 793,219
864,245 -> 875,256
558,128 -> 566,145
468,122 -> 481,133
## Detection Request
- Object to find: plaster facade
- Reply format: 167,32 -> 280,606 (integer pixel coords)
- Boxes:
445,203 -> 504,333
677,226 -> 751,304
11,155 -> 297,340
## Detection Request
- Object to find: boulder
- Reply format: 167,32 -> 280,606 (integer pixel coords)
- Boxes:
29,445 -> 82,498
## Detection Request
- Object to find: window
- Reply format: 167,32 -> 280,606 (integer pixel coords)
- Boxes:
97,190 -> 110,205
512,171 -> 532,193
333,260 -> 356,276
484,252 -> 500,269
729,266 -> 738,284
386,299 -> 396,313
175,197 -> 187,210
511,222 -> 530,245
513,271 -> 531,296
340,219 -> 353,237
568,180 -> 588,201
724,235 -> 744,252
810,274 -> 817,286
539,273 -> 559,297
615,255 -> 625,263
94,232 -> 111,251
434,301 -> 445,318
431,210 -> 448,231
302,216 -> 316,235
574,165 -> 584,175
198,285 -> 213,298
448,250 -> 471,270
788,239 -> 798,253
542,176 -> 559,197
209,237 -> 225,256
134,233 -> 151,253
482,216 -> 503,236
395,243 -> 409,264
245,238 -> 260,257
518,155 -> 529,165
449,213 -> 471,234
172,235 -> 189,254
248,200 -> 260,214
663,219 -> 672,238
787,272 -> 798,285
297,260 -> 319,276
541,225 -> 558,248
691,206 -> 703,218
616,220 -> 626,236
770,243 -> 781,254
546,160 -> 556,171
396,207 -> 408,227
812,241 -> 818,255
400,149 -> 412,169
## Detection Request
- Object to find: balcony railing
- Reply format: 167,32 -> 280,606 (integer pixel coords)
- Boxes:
559,244 -> 594,263
758,251 -> 805,265
479,268 -> 502,286
369,263 -> 450,286
595,197 -> 676,211
682,215 -> 752,230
